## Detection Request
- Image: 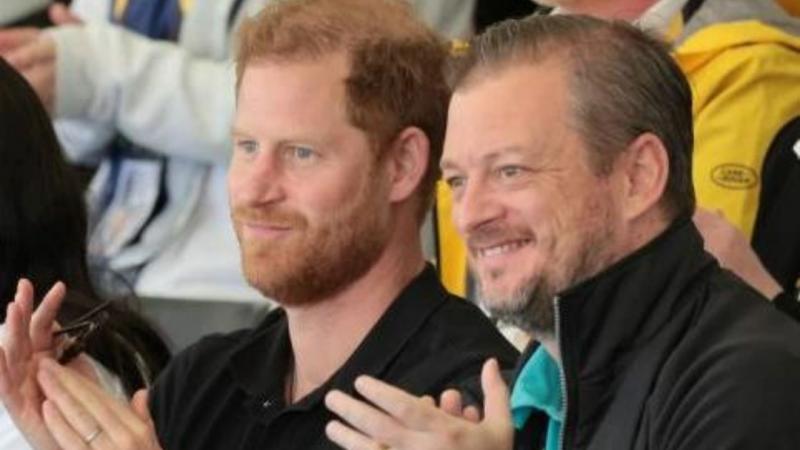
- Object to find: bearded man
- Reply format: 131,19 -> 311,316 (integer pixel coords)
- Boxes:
325,14 -> 800,450
0,1 -> 517,449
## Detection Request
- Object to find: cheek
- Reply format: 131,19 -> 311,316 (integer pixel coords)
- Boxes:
227,163 -> 252,202
227,177 -> 243,204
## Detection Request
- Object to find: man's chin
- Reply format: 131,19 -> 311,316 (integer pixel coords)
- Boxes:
476,273 -> 529,303
480,290 -> 524,311
247,277 -> 312,306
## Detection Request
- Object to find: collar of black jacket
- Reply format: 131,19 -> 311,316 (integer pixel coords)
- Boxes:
555,216 -> 714,373
515,216 -> 718,448
226,264 -> 447,407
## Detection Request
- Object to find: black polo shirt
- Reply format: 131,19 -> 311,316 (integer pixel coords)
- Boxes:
149,265 -> 519,449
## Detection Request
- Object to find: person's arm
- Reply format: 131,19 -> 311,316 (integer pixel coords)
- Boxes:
693,208 -> 782,299
0,0 -> 239,165
693,209 -> 800,322
49,22 -> 237,164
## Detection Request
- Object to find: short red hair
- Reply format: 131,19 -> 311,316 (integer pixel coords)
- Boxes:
235,0 -> 450,217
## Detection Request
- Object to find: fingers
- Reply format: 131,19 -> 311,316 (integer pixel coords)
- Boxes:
326,419 -> 389,450
480,359 -> 511,427
438,389 -> 481,422
351,376 -> 441,430
131,390 -> 155,429
325,389 -> 405,446
31,282 -> 66,352
0,346 -> 16,402
5,36 -> 56,72
38,363 -> 115,444
48,3 -> 83,25
0,28 -> 39,54
12,280 -> 35,359
6,297 -> 32,378
420,395 -> 435,407
438,389 -> 463,417
38,360 -> 150,449
17,279 -> 35,333
462,405 -> 481,423
42,399 -> 93,450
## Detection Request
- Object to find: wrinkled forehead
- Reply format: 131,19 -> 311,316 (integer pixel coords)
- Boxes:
442,62 -> 572,169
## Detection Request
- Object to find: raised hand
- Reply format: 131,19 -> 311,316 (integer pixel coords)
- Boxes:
0,279 -> 67,450
324,358 -> 514,450
37,360 -> 163,450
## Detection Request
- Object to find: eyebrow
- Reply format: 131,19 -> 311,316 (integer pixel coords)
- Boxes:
440,145 -> 529,171
230,127 -> 252,138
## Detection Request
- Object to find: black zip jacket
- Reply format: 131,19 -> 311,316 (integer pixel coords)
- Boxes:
514,218 -> 800,450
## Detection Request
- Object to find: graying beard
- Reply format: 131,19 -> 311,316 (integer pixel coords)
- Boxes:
479,226 -> 616,337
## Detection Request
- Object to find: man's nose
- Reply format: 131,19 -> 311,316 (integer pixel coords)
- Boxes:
454,178 -> 504,236
231,155 -> 287,206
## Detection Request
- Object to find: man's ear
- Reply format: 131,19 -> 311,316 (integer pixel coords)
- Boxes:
386,126 -> 430,203
618,132 -> 669,220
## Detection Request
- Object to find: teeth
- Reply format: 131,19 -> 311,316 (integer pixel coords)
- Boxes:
477,240 -> 529,258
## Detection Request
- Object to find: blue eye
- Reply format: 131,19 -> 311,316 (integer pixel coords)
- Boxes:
236,139 -> 259,155
292,146 -> 315,159
282,145 -> 319,166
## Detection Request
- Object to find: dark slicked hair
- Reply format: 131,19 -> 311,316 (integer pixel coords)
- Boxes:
448,14 -> 696,217
0,58 -> 171,395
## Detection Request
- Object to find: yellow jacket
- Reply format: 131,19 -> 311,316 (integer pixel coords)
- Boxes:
675,19 -> 800,239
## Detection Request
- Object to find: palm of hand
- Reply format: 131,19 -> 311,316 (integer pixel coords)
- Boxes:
0,280 -> 79,450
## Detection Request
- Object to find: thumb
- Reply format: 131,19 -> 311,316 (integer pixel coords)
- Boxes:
132,389 -> 154,425
481,358 -> 511,425
48,3 -> 82,25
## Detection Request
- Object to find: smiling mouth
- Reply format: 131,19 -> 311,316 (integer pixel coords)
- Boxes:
240,222 -> 296,238
473,239 -> 533,259
245,222 -> 290,230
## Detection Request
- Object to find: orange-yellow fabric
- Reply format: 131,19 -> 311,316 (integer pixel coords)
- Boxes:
675,20 -> 800,238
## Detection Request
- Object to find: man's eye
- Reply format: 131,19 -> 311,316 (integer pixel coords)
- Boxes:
236,140 -> 259,154
498,165 -> 522,178
445,175 -> 465,189
291,146 -> 315,160
282,145 -> 320,167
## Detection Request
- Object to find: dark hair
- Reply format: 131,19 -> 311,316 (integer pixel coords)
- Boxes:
448,15 -> 696,217
0,58 -> 170,395
235,0 -> 450,219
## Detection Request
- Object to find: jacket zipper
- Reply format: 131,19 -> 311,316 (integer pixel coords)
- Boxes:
554,295 -> 568,450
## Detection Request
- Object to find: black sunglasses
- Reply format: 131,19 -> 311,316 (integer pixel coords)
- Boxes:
52,300 -> 112,364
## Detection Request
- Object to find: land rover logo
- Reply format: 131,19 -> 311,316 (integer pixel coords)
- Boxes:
711,164 -> 758,189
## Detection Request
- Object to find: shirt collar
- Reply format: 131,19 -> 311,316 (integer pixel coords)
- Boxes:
227,264 -> 449,404
511,346 -> 564,450
511,346 -> 563,427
